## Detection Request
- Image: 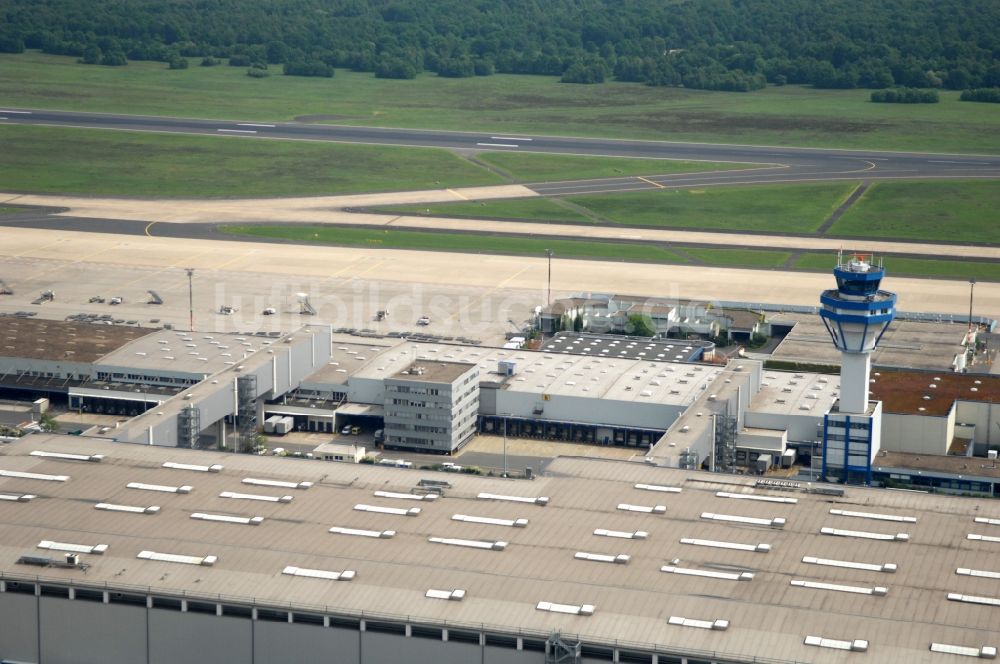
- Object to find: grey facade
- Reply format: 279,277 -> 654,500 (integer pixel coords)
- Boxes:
107,325 -> 332,447
383,361 -> 479,453
0,583 -> 729,664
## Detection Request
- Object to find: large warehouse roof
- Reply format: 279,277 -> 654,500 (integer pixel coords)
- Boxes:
871,369 -> 1000,416
348,340 -> 722,405
97,329 -> 277,375
0,317 -> 155,363
1,435 -> 999,662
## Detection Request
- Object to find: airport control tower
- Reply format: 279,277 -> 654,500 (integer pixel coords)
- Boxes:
819,253 -> 897,484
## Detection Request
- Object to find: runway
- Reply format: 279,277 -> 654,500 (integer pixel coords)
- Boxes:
3,107 -> 1000,195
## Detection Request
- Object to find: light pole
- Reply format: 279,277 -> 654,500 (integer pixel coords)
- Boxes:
545,249 -> 553,308
502,415 -> 508,478
969,278 -> 977,332
186,268 -> 195,332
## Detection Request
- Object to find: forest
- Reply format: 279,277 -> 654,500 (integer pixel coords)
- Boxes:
1,0 -> 998,92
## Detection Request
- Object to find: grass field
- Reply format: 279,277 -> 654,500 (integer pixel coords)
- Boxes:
0,124 -> 504,197
0,124 -> 747,198
568,184 -> 855,232
2,52 -> 999,153
829,180 -> 1000,244
221,224 -> 990,280
475,152 -> 747,182
681,247 -> 792,268
794,253 -> 1000,281
220,225 -> 690,264
383,199 -> 596,224
380,183 -> 855,233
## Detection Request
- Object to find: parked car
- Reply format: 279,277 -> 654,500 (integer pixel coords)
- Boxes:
340,425 -> 352,435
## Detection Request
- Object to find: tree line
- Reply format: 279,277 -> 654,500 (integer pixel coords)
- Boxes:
1,0 -> 998,92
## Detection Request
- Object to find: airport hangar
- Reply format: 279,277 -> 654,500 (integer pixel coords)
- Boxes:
3,314 -> 1000,490
5,434 -> 1000,664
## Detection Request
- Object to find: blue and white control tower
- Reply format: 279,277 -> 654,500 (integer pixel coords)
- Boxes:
819,253 -> 897,484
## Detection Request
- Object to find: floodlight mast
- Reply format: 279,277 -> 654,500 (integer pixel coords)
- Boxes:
186,268 -> 195,331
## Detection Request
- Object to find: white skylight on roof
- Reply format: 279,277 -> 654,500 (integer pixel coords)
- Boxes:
701,512 -> 786,528
536,601 -> 594,616
30,451 -> 104,463
373,490 -> 437,502
428,536 -> 507,551
617,503 -> 667,514
804,636 -> 868,652
355,504 -> 420,517
282,566 -> 355,581
830,508 -> 917,523
820,527 -> 908,541
329,526 -> 395,539
660,566 -> 754,581
426,588 -> 466,601
452,514 -> 528,528
716,491 -> 797,504
948,593 -> 1000,607
929,643 -> 997,658
0,493 -> 36,502
667,616 -> 729,631
137,550 -> 216,566
574,551 -> 630,564
219,491 -> 292,503
634,483 -> 682,493
803,556 -> 896,573
38,540 -> 108,555
95,502 -> 159,514
957,567 -> 1000,580
593,528 -> 648,540
967,533 -> 1000,544
974,517 -> 1000,526
163,461 -> 223,473
191,512 -> 263,526
0,469 -> 68,482
242,477 -> 313,490
127,482 -> 192,494
791,580 -> 887,596
680,538 -> 770,553
477,492 -> 548,506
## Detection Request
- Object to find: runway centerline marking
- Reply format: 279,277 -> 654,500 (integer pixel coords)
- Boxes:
212,250 -> 258,271
637,176 -> 666,189
14,238 -> 65,258
120,250 -> 218,288
491,137 -> 532,142
353,259 -> 386,278
31,244 -> 121,278
476,142 -> 518,148
238,123 -> 276,128
448,265 -> 532,322
0,110 -> 31,114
